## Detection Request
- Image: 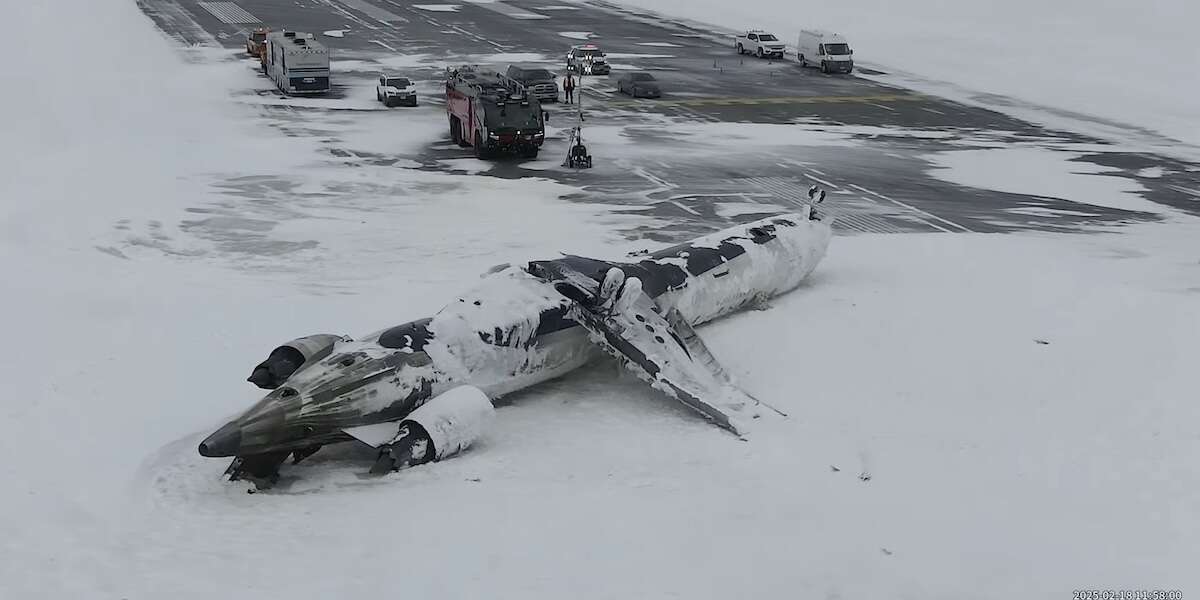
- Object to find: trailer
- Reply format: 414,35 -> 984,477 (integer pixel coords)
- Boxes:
264,30 -> 330,95
445,65 -> 546,160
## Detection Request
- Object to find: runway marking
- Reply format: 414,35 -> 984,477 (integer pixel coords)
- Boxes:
670,104 -> 721,124
143,0 -> 222,47
633,167 -> 676,194
670,201 -> 701,216
335,0 -> 408,23
605,93 -> 925,108
197,1 -> 260,24
370,39 -> 398,51
921,107 -> 947,115
467,0 -> 550,20
803,171 -> 840,190
867,102 -> 896,112
848,184 -> 973,233
316,0 -> 381,31
806,167 -> 827,176
448,24 -> 506,49
742,177 -> 906,234
1167,184 -> 1200,198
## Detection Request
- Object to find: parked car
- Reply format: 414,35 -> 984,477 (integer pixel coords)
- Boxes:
616,72 -> 662,98
376,74 -> 417,107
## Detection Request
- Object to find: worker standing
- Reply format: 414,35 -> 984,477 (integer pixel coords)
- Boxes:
563,72 -> 576,104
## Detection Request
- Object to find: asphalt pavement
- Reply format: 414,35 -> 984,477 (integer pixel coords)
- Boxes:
139,0 -> 1200,239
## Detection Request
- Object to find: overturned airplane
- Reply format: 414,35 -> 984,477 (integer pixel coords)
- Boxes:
199,196 -> 832,489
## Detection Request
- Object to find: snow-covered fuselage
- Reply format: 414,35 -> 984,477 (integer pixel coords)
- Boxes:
198,212 -> 832,464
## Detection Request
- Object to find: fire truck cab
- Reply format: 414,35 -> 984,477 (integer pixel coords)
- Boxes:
246,27 -> 270,59
445,65 -> 546,160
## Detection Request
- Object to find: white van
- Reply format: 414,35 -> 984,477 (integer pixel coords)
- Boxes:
796,29 -> 854,74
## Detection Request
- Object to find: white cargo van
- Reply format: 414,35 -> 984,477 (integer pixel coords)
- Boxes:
796,30 -> 854,74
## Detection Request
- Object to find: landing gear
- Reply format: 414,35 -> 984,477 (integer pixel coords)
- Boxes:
224,451 -> 288,491
223,445 -> 323,492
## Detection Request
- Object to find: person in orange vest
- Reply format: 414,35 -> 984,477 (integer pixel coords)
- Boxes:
563,72 -> 576,104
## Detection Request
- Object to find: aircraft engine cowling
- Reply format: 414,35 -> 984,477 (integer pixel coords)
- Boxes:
247,333 -> 346,389
404,385 -> 495,461
366,385 -> 496,474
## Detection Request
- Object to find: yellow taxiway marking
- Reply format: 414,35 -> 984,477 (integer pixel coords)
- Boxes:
603,93 -> 925,108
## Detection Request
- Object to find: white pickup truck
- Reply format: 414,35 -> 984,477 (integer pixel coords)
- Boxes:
735,30 -> 786,59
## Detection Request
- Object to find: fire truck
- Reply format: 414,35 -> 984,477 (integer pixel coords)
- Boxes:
445,65 -> 546,159
246,26 -> 269,60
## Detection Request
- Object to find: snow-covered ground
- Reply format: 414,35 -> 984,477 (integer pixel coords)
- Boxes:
612,0 -> 1200,153
3,1 -> 1199,598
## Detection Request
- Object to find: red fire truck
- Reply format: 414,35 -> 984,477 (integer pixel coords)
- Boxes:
445,65 -> 546,159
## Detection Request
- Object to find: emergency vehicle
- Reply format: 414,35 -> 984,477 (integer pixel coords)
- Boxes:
565,44 -> 611,75
444,65 -> 546,159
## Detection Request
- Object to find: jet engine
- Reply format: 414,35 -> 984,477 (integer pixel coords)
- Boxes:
368,385 -> 496,473
247,333 -> 347,389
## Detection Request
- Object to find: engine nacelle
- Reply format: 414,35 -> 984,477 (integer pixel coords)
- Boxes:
404,385 -> 495,460
366,385 -> 496,473
247,333 -> 346,389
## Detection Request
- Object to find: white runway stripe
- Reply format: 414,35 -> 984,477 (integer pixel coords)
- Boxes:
197,2 -> 260,24
468,0 -> 549,20
337,0 -> 408,23
742,176 -> 910,234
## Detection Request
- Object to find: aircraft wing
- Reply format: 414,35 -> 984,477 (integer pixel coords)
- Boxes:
546,265 -> 773,437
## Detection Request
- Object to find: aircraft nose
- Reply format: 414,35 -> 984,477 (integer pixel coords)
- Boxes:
198,421 -> 242,457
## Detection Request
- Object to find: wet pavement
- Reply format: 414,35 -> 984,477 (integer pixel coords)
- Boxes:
138,0 -> 1200,244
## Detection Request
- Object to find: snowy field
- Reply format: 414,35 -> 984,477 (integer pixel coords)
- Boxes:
3,1 -> 1199,598
613,0 -> 1200,153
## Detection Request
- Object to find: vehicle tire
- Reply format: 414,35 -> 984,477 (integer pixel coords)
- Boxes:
377,90 -> 382,102
523,147 -> 539,159
799,54 -> 806,68
736,43 -> 743,54
821,61 -> 828,74
632,86 -> 640,98
473,136 -> 488,159
755,47 -> 763,58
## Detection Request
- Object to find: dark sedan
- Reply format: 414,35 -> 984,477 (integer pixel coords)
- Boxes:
616,72 -> 662,98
